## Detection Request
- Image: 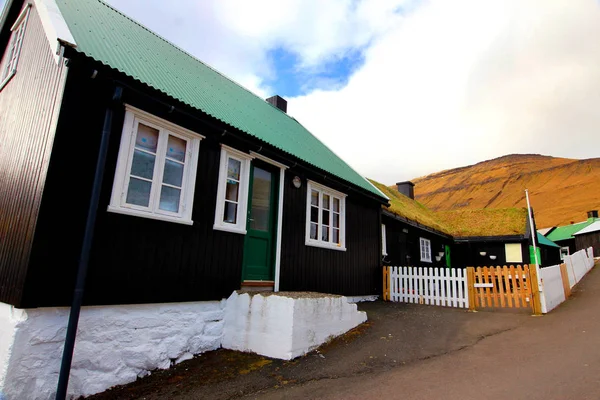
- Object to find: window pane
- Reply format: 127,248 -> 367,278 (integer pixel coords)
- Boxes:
163,159 -> 184,187
333,213 -> 340,228
250,167 -> 272,232
311,190 -> 319,206
322,226 -> 329,242
126,177 -> 152,207
310,223 -> 318,240
135,123 -> 159,153
223,201 -> 237,224
159,186 -> 181,212
227,158 -> 241,180
322,209 -> 330,227
333,228 -> 340,244
226,181 -> 239,202
310,206 -> 319,223
323,194 -> 330,210
130,149 -> 156,179
333,197 -> 340,212
166,135 -> 186,162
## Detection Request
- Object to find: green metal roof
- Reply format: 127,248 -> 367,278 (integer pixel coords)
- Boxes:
537,232 -> 559,248
546,218 -> 599,242
55,0 -> 385,200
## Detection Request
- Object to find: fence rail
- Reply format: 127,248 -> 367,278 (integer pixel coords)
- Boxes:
384,266 -> 468,309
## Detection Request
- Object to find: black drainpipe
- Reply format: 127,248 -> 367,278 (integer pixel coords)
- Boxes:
55,85 -> 123,400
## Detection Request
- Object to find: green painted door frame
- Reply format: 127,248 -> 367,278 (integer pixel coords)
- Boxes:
241,161 -> 279,281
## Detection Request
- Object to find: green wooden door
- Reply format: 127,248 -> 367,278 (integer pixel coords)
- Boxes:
242,162 -> 279,281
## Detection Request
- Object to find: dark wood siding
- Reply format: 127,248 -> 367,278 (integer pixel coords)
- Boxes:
382,215 -> 452,268
279,171 -> 381,296
452,240 -> 529,268
0,4 -> 68,306
575,232 -> 600,257
23,63 -> 248,307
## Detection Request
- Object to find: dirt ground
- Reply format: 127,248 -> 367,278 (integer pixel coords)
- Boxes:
88,295 -> 532,399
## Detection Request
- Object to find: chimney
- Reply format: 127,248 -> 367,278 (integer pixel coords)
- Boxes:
266,95 -> 287,113
587,210 -> 598,220
396,181 -> 415,200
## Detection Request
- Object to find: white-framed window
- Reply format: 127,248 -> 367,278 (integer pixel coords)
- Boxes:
560,246 -> 570,261
504,243 -> 523,263
0,5 -> 30,90
108,105 -> 202,225
306,181 -> 346,251
213,145 -> 252,234
382,224 -> 387,256
420,237 -> 432,262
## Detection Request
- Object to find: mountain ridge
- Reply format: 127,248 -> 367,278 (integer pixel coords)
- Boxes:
409,154 -> 600,228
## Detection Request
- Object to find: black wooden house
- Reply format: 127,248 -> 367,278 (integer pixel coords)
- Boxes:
0,0 -> 388,310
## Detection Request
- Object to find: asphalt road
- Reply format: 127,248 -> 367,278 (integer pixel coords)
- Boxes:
250,265 -> 600,400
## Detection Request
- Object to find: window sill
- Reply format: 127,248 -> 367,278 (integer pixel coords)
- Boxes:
0,70 -> 16,92
305,240 -> 346,252
107,205 -> 194,225
421,259 -> 432,263
213,223 -> 247,235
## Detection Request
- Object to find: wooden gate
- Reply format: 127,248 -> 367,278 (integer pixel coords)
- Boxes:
466,265 -> 541,314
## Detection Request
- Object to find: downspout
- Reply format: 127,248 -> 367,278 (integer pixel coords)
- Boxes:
56,85 -> 123,400
525,189 -> 545,314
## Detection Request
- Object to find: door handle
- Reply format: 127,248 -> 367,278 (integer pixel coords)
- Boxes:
249,218 -> 255,221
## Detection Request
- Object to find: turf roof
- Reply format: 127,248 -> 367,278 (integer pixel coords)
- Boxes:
369,180 -> 451,234
435,208 -> 528,238
54,0 -> 385,199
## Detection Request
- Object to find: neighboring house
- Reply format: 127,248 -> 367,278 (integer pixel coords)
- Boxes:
573,220 -> 600,256
545,211 -> 599,260
0,0 -> 388,397
370,181 -> 453,268
536,232 -> 561,267
436,208 -> 535,268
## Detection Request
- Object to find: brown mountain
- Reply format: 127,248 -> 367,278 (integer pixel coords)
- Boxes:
412,154 -> 600,229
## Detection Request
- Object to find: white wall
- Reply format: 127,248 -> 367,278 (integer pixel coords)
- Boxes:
0,300 -> 225,400
222,292 -> 367,360
539,264 -> 565,313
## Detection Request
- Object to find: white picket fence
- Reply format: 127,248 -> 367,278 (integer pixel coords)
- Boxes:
564,247 -> 595,288
388,266 -> 469,308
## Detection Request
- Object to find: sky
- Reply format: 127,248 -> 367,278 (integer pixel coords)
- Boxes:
4,0 -> 600,184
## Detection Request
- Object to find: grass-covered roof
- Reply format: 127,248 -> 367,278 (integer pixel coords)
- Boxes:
435,208 -> 528,238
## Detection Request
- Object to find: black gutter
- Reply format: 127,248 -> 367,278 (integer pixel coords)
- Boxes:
454,234 -> 525,242
55,86 -> 123,400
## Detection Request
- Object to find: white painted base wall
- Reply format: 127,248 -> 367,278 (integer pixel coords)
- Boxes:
0,301 -> 225,400
222,292 -> 367,360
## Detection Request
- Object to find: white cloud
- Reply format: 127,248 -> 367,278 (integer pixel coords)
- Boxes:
105,0 -> 600,185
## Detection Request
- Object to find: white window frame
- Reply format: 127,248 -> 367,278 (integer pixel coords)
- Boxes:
108,105 -> 203,225
420,237 -> 432,262
213,145 -> 252,234
0,5 -> 30,91
504,243 -> 523,263
382,224 -> 387,256
305,181 -> 347,251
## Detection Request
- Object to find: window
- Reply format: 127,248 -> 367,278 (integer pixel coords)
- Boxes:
108,105 -> 202,225
305,181 -> 346,251
0,5 -> 30,90
381,224 -> 387,256
420,238 -> 432,262
505,243 -> 523,263
560,246 -> 570,261
213,145 -> 252,234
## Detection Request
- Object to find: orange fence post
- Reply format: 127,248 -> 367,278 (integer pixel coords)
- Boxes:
559,263 -> 571,299
466,267 -> 476,311
528,264 -> 542,315
383,266 -> 389,301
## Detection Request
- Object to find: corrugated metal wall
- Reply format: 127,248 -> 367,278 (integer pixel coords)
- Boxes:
0,3 -> 68,306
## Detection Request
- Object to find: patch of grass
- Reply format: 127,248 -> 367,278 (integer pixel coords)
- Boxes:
436,207 -> 528,237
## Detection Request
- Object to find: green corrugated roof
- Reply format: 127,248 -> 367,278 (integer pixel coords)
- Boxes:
55,0 -> 384,199
537,232 -> 559,248
546,218 -> 599,242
